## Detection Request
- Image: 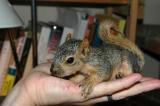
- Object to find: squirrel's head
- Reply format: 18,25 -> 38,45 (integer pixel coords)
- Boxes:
50,38 -> 90,78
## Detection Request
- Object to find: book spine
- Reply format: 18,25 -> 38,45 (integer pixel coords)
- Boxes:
92,22 -> 102,47
20,32 -> 32,72
74,13 -> 88,40
0,66 -> 16,96
76,19 -> 88,40
16,30 -> 27,61
0,36 -> 12,90
45,24 -> 63,63
0,29 -> 27,95
118,19 -> 126,37
38,26 -> 51,64
23,45 -> 33,78
84,15 -> 95,43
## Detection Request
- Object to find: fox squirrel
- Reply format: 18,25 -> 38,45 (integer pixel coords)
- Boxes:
50,19 -> 144,98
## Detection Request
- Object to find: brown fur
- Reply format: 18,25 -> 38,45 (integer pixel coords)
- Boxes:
99,20 -> 144,67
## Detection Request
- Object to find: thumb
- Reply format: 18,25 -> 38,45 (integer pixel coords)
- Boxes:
23,71 -> 83,105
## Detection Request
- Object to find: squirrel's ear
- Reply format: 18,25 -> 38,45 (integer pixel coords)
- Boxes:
79,38 -> 90,56
65,33 -> 72,42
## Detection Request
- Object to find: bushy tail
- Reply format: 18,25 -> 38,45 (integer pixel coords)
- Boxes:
99,20 -> 144,68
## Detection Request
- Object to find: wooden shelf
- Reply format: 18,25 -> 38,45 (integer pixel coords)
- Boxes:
32,0 -> 129,4
10,0 -> 129,5
0,96 -> 5,104
114,5 -> 144,20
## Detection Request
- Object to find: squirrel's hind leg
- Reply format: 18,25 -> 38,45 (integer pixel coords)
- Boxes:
110,60 -> 133,80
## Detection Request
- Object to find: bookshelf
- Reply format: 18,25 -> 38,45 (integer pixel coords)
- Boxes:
10,0 -> 139,73
10,0 -> 139,42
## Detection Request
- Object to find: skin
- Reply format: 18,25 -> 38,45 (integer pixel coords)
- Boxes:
2,63 -> 160,106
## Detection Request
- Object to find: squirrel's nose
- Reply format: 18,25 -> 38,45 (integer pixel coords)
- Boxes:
50,64 -> 54,74
50,64 -> 60,76
51,70 -> 58,76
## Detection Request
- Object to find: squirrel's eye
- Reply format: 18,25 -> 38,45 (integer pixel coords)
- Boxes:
66,57 -> 74,64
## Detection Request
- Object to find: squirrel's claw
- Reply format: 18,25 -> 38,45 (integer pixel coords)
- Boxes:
79,79 -> 93,98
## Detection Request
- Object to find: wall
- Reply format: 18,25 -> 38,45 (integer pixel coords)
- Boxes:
143,54 -> 160,78
144,0 -> 160,25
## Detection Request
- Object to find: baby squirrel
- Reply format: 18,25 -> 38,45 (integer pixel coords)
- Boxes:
50,19 -> 145,98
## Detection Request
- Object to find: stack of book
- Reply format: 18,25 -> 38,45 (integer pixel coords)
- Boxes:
0,28 -> 31,96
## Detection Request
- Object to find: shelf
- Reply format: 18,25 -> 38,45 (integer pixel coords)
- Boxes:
10,0 -> 139,67
143,48 -> 160,62
10,0 -> 129,6
0,96 -> 5,104
114,5 -> 144,20
31,0 -> 129,4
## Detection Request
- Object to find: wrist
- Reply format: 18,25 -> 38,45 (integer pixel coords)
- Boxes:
2,80 -> 35,106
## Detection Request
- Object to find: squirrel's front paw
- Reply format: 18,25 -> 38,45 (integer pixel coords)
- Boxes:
79,79 -> 93,98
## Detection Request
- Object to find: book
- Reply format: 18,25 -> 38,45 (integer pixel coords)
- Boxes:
0,31 -> 5,54
19,31 -> 32,72
57,8 -> 95,43
0,66 -> 16,96
0,29 -> 27,95
0,54 -> 14,96
84,15 -> 96,44
38,24 -> 51,64
73,13 -> 88,40
0,35 -> 13,90
45,23 -> 63,63
91,21 -> 103,47
16,30 -> 27,61
23,45 -> 33,78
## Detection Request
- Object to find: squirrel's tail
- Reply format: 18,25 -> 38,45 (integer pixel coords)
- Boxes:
99,20 -> 144,68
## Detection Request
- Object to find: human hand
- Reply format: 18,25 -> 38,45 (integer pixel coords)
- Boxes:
2,63 -> 160,106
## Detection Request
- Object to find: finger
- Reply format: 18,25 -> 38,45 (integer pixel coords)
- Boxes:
33,63 -> 52,74
112,78 -> 160,100
88,73 -> 142,99
140,76 -> 154,82
73,96 -> 108,105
